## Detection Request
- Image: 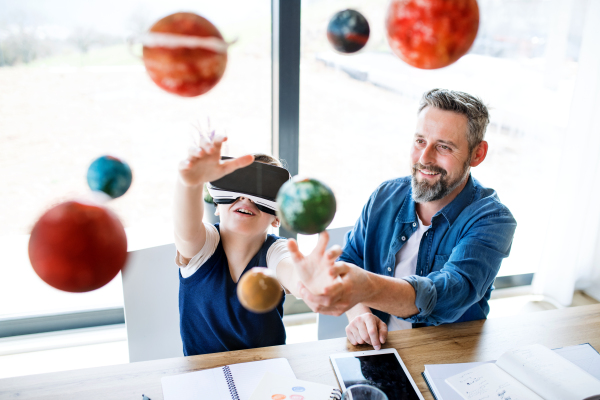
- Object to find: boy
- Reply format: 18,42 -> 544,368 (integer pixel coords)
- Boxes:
174,134 -> 343,355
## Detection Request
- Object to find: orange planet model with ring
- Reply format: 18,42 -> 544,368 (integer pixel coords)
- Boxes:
142,12 -> 228,97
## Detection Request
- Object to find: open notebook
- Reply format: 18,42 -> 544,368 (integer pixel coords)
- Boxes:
446,344 -> 600,400
423,343 -> 600,400
161,358 -> 296,400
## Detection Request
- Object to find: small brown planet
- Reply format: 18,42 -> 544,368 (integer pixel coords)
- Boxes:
237,267 -> 282,313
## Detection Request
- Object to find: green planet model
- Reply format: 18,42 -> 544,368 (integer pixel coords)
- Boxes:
276,177 -> 336,235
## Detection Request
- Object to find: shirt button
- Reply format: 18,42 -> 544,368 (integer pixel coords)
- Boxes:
425,232 -> 428,236
412,222 -> 417,227
387,267 -> 392,272
401,236 -> 406,241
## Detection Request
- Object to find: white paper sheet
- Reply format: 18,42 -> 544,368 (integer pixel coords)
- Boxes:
162,366 -> 226,400
423,361 -> 492,400
230,358 -> 296,400
554,344 -> 600,381
446,363 -> 543,400
249,372 -> 338,400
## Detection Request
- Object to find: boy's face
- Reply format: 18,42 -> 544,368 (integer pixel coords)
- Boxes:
216,197 -> 279,235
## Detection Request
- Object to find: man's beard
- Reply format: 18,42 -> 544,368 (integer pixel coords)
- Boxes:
411,159 -> 470,203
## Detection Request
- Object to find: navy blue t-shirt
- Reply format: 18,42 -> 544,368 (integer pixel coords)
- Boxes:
179,224 -> 286,356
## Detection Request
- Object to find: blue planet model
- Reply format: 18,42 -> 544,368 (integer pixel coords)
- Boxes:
327,9 -> 370,54
87,155 -> 133,199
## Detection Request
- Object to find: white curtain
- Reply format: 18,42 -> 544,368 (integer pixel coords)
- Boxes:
533,0 -> 600,306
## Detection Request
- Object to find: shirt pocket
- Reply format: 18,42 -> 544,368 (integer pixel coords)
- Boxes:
432,254 -> 450,272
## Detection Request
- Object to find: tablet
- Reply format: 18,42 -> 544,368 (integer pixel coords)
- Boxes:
330,349 -> 424,400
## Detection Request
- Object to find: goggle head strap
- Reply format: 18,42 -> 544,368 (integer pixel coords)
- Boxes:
207,185 -> 278,216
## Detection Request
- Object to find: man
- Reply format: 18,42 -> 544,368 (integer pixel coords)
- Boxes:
289,88 -> 517,350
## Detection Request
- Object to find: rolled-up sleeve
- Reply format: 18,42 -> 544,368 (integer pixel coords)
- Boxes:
401,211 -> 517,325
401,275 -> 437,316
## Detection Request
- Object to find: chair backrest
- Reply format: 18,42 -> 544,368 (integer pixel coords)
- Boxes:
121,243 -> 183,362
317,226 -> 353,340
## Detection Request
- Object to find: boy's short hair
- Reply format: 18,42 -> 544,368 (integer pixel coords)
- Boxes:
252,153 -> 284,169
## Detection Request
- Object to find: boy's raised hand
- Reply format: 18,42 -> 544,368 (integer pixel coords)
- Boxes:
286,231 -> 346,298
178,135 -> 254,187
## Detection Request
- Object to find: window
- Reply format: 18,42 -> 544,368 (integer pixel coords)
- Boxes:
299,0 -> 586,276
0,0 -> 271,318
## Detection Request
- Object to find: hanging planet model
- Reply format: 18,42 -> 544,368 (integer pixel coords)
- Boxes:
237,267 -> 283,313
87,155 -> 133,199
142,12 -> 228,97
385,0 -> 479,69
276,177 -> 336,235
28,200 -> 128,293
327,9 -> 370,54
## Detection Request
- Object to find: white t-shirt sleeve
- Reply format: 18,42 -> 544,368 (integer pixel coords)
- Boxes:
175,223 -> 220,279
266,238 -> 291,273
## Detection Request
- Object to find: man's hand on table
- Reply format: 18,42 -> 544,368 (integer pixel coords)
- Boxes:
345,304 -> 388,350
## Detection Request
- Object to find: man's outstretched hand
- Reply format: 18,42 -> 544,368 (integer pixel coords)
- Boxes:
297,260 -> 370,316
286,231 -> 347,302
286,232 -> 372,316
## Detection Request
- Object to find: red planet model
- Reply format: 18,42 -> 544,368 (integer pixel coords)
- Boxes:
142,12 -> 228,97
28,200 -> 128,293
386,0 -> 480,69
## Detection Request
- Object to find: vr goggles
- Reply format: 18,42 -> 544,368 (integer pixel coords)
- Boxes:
207,157 -> 291,216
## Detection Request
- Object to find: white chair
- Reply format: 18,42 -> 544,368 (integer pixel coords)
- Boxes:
316,226 -> 353,340
121,243 -> 184,362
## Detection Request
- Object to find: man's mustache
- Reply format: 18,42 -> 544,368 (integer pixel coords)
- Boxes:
412,163 -> 448,176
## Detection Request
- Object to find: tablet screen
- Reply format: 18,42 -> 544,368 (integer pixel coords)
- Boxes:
334,353 -> 421,400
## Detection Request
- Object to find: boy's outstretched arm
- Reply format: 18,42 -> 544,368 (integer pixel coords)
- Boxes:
276,232 -> 347,300
174,136 -> 254,259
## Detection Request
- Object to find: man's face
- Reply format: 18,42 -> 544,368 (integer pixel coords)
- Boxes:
410,106 -> 472,203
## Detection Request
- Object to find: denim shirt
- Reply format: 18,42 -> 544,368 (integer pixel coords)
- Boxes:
339,175 -> 517,326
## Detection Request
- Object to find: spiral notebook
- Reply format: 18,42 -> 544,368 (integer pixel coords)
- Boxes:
249,372 -> 342,400
161,358 -> 296,400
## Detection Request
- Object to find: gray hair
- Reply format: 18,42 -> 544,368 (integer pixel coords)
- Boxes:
418,88 -> 490,152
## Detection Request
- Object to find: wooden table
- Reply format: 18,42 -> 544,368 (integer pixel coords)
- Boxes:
2,304 -> 600,400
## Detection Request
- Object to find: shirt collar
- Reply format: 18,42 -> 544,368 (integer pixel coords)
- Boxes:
396,174 -> 476,227
435,174 -> 476,227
